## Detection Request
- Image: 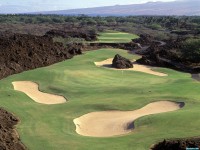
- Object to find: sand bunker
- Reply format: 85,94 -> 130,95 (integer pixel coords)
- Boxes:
74,101 -> 184,137
94,58 -> 167,76
12,81 -> 66,104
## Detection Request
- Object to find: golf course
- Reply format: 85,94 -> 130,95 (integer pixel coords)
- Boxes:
0,31 -> 200,150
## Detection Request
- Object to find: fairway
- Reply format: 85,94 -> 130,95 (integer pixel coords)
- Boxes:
0,48 -> 200,150
94,30 -> 139,43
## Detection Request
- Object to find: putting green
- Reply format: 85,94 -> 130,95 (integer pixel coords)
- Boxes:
94,30 -> 139,43
0,48 -> 200,150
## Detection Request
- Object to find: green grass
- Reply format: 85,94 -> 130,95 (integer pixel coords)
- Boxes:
53,30 -> 138,45
1,48 -> 200,150
93,30 -> 139,43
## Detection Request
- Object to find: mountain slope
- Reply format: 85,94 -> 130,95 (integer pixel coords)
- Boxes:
38,0 -> 200,16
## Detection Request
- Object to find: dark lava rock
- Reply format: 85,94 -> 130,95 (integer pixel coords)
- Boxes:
0,108 -> 26,150
132,34 -> 153,45
0,32 -> 83,80
45,29 -> 97,41
45,30 -> 70,38
136,37 -> 200,73
112,54 -> 133,69
152,138 -> 200,150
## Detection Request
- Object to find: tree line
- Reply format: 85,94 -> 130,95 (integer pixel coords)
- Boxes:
0,14 -> 199,29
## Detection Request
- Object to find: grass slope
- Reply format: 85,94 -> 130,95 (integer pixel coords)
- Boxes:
94,30 -> 139,43
0,48 -> 200,150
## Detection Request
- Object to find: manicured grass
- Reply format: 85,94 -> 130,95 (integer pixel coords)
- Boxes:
94,30 -> 139,43
0,48 -> 200,150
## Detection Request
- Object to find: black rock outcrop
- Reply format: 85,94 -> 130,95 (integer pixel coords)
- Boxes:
112,54 -> 133,69
136,38 -> 200,73
152,138 -> 200,150
0,108 -> 26,150
0,32 -> 83,80
45,29 -> 97,41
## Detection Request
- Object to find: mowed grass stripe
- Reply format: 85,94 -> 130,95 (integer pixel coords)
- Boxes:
93,30 -> 139,43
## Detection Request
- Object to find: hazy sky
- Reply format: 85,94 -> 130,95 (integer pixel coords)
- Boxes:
0,0 -> 177,13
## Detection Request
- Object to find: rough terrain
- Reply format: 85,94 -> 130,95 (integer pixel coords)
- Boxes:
135,35 -> 200,73
0,31 -> 83,80
0,108 -> 26,150
152,138 -> 200,150
45,29 -> 97,41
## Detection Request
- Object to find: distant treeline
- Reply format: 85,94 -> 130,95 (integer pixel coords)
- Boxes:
0,14 -> 200,29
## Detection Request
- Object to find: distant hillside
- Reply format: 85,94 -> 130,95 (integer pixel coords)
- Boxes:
37,0 -> 200,16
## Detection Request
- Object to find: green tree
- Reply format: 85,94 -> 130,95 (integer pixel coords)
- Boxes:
181,39 -> 200,63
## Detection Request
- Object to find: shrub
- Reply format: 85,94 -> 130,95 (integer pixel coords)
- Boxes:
181,39 -> 200,63
149,23 -> 162,30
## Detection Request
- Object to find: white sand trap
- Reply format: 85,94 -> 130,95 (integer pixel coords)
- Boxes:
74,101 -> 184,137
94,58 -> 167,76
12,81 -> 66,104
